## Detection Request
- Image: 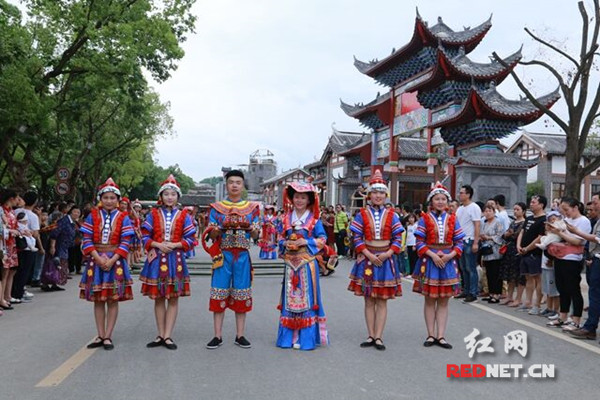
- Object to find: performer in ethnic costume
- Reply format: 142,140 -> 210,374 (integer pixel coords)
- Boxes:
276,181 -> 329,350
413,182 -> 464,350
79,178 -> 134,350
130,200 -> 144,264
348,170 -> 404,351
140,175 -> 196,350
259,205 -> 278,259
204,170 -> 260,349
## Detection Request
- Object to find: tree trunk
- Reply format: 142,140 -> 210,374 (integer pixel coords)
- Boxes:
564,132 -> 583,198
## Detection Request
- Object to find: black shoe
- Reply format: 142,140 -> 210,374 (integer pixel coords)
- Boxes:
52,285 -> 66,291
436,337 -> 453,349
423,336 -> 437,347
29,280 -> 41,288
462,295 -> 478,303
455,293 -> 468,299
163,337 -> 177,350
488,298 -> 500,304
481,297 -> 492,302
86,337 -> 104,349
360,336 -> 375,348
41,285 -> 52,292
234,336 -> 251,348
374,338 -> 386,351
102,338 -> 114,350
206,337 -> 223,349
146,336 -> 165,348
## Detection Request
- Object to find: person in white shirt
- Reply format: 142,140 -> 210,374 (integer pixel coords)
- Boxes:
545,197 -> 591,331
493,194 -> 511,233
455,185 -> 481,303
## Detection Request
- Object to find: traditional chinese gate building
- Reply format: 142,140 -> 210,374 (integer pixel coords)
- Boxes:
341,10 -> 559,205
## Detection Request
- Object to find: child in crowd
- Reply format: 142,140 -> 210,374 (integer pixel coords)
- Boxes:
536,211 -> 566,250
16,212 -> 37,251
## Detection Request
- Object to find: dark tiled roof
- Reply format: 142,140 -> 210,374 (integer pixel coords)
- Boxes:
261,168 -> 309,186
425,15 -> 493,45
440,46 -> 522,79
398,175 -> 434,183
477,85 -> 561,118
340,92 -> 391,117
354,12 -> 492,76
447,151 -> 539,168
329,129 -> 370,155
524,132 -> 567,154
398,138 -> 428,159
430,85 -> 561,130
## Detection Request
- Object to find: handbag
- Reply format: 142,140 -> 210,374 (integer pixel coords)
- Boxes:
479,243 -> 494,256
15,236 -> 28,250
499,244 -> 508,255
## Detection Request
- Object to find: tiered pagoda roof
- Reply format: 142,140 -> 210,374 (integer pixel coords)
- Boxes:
412,45 -> 522,109
446,147 -> 539,169
430,84 -> 560,146
354,10 -> 492,87
339,92 -> 391,130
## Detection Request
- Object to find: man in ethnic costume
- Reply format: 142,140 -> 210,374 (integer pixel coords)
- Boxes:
204,170 -> 260,349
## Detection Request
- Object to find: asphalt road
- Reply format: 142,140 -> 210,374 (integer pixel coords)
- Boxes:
2,247 -> 599,400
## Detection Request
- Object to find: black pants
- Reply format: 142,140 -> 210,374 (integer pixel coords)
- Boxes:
407,246 -> 418,274
12,250 -> 36,299
554,259 -> 584,317
335,231 -> 347,256
68,246 -> 82,273
484,258 -> 503,295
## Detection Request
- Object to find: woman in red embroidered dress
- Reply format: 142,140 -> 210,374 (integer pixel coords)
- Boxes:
412,183 -> 464,350
79,178 -> 135,350
140,175 -> 197,350
348,171 -> 404,351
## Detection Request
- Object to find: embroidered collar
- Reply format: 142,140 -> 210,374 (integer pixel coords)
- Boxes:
291,209 -> 310,228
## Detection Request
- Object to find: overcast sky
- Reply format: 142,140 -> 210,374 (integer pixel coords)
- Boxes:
152,0 -> 584,181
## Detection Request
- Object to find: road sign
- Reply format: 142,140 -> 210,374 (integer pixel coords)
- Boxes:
56,167 -> 70,181
55,182 -> 71,196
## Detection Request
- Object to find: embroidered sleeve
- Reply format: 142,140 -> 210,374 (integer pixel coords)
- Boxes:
415,216 -> 430,258
80,214 -> 96,256
306,220 -> 327,256
452,218 -> 465,257
350,212 -> 366,253
141,212 -> 155,252
180,214 -> 198,251
390,213 -> 405,254
116,216 -> 134,258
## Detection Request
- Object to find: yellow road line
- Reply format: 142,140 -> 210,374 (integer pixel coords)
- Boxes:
469,302 -> 600,356
35,341 -> 98,387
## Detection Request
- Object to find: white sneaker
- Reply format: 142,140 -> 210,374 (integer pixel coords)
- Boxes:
23,291 -> 34,299
528,307 -> 540,315
547,312 -> 560,320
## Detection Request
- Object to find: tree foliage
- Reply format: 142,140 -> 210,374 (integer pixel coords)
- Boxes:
0,0 -> 197,202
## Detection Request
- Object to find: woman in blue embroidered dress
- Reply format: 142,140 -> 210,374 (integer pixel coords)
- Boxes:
348,170 -> 404,351
276,181 -> 328,350
413,182 -> 464,350
79,178 -> 134,351
259,205 -> 278,259
140,175 -> 197,350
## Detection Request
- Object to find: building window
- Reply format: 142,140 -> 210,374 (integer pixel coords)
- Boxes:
592,184 -> 600,195
552,182 -> 565,201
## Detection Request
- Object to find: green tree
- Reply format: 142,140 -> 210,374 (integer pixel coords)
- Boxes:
494,0 -> 600,199
0,0 -> 197,194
